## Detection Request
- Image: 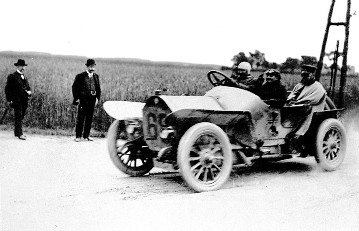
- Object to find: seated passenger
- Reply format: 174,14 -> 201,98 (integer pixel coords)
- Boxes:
259,69 -> 287,104
230,61 -> 263,94
286,64 -> 326,106
286,64 -> 326,137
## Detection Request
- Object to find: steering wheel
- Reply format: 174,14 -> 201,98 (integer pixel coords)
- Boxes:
207,70 -> 233,86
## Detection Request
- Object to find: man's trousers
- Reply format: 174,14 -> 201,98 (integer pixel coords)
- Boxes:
75,97 -> 96,138
13,100 -> 28,137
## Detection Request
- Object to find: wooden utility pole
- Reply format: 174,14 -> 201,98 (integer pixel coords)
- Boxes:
316,0 -> 351,108
338,0 -> 351,108
329,41 -> 340,99
316,0 -> 336,81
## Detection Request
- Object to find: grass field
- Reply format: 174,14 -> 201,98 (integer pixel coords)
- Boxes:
0,51 -> 358,136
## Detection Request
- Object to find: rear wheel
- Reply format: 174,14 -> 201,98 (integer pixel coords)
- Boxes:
315,118 -> 346,171
107,120 -> 153,176
177,122 -> 233,192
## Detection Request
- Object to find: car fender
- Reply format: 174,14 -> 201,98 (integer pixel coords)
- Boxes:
103,101 -> 145,120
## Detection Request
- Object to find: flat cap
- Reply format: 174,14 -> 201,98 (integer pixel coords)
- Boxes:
301,64 -> 317,73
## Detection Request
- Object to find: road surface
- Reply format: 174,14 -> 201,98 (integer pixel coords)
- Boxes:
1,123 -> 359,231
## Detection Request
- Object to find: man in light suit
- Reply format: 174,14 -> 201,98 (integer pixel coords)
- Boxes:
5,59 -> 32,140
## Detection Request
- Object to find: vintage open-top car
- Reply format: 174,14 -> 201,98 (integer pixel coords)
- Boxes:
103,70 -> 346,192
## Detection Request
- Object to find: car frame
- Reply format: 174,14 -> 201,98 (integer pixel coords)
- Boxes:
103,70 -> 346,192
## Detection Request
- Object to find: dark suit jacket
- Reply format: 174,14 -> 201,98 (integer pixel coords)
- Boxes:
5,71 -> 31,103
72,72 -> 101,101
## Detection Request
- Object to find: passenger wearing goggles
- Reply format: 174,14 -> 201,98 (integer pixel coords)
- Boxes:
259,69 -> 287,102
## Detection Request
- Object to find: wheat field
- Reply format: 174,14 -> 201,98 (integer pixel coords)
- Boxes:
0,52 -> 357,135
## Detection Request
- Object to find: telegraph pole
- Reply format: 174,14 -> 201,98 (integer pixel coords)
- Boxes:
316,0 -> 335,81
316,0 -> 351,108
338,0 -> 351,108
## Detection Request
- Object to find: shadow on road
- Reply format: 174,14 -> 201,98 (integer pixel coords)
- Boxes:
101,158 -> 317,199
233,158 -> 314,176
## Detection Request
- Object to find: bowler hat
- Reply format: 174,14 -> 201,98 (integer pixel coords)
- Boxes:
301,64 -> 317,73
14,59 -> 28,66
85,59 -> 96,66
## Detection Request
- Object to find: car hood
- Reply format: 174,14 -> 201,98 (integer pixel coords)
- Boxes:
204,86 -> 269,120
157,86 -> 269,121
104,86 -> 269,122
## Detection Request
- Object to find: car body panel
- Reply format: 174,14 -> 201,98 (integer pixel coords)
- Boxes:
103,101 -> 145,120
166,109 -> 250,126
205,86 -> 269,120
157,95 -> 224,112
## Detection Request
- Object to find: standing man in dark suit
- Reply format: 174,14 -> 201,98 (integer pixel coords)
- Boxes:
5,59 -> 32,140
72,59 -> 101,142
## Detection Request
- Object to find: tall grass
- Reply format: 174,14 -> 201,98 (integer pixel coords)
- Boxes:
0,52 -> 358,134
0,52 -> 218,133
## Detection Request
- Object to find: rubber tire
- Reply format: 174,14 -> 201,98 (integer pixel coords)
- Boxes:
314,118 -> 346,171
177,122 -> 233,192
107,120 -> 153,176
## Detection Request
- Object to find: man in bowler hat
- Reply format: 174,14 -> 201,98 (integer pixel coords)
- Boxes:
72,59 -> 101,142
5,59 -> 32,140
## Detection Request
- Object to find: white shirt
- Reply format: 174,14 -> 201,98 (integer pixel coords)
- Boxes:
17,70 -> 24,79
86,70 -> 93,78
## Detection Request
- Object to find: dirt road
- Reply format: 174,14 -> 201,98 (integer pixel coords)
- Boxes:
1,123 -> 359,231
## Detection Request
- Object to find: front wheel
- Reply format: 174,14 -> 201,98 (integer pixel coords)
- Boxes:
107,120 -> 154,176
314,118 -> 346,171
177,122 -> 233,192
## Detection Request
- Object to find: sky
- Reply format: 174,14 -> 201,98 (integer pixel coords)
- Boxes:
1,0 -> 358,70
